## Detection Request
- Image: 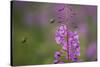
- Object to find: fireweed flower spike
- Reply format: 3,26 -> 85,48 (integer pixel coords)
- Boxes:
54,24 -> 80,63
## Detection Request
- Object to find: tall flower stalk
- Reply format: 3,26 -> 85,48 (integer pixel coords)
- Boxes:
53,5 -> 80,63
54,24 -> 80,63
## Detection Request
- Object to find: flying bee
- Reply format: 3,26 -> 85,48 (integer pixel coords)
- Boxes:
50,18 -> 64,24
50,18 -> 55,23
21,37 -> 27,44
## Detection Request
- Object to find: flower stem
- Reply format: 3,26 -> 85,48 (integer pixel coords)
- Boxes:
67,28 -> 70,61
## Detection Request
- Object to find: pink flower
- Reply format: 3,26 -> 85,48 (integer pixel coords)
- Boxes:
55,24 -> 67,45
54,24 -> 80,63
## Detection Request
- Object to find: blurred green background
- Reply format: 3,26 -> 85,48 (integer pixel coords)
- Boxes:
12,1 -> 97,66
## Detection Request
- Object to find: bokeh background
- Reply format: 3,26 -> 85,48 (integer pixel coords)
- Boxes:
11,1 -> 97,66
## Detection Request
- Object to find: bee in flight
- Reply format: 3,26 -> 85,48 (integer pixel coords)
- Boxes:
50,18 -> 64,24
50,18 -> 55,23
21,37 -> 27,44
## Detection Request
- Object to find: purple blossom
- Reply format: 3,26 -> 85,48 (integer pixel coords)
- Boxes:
73,58 -> 78,62
54,51 -> 61,59
55,24 -> 67,45
54,24 -> 80,63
